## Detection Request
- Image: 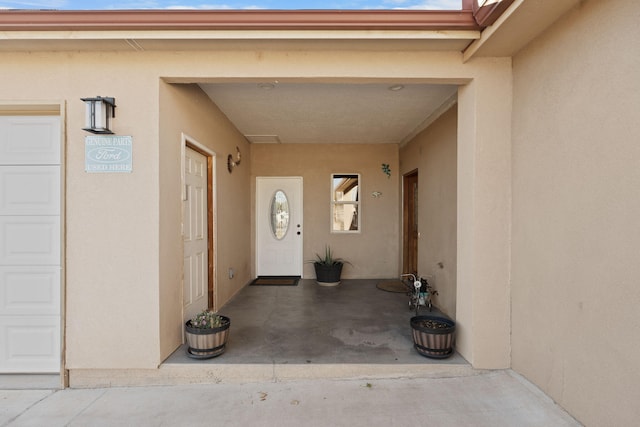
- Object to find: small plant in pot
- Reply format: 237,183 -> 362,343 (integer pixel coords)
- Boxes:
410,314 -> 455,359
309,245 -> 351,287
184,309 -> 230,359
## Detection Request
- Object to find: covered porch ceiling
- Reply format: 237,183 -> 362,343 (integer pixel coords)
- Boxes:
200,81 -> 459,145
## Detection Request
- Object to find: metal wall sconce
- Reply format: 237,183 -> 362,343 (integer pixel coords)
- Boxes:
81,96 -> 116,134
227,146 -> 242,173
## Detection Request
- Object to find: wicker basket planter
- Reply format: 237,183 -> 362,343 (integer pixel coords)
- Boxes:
410,315 -> 455,359
185,315 -> 230,359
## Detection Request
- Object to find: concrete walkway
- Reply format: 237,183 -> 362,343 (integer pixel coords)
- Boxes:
1,370 -> 581,427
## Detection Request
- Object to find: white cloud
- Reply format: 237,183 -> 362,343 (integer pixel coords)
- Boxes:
387,0 -> 461,9
164,4 -> 230,8
0,0 -> 463,11
104,1 -> 264,9
102,1 -> 163,8
0,0 -> 68,8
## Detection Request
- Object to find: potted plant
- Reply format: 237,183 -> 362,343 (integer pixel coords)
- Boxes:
184,309 -> 230,359
309,245 -> 350,286
410,314 -> 455,359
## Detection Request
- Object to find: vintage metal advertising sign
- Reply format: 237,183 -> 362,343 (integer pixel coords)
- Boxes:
85,135 -> 132,173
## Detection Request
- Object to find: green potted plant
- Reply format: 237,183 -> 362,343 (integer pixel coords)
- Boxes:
184,309 -> 230,359
309,245 -> 351,287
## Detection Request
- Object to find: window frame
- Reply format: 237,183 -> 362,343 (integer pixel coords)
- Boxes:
330,173 -> 361,234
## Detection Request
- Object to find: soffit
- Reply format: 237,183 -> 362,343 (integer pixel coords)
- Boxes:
464,0 -> 582,59
0,10 -> 480,52
0,30 -> 478,52
200,82 -> 458,145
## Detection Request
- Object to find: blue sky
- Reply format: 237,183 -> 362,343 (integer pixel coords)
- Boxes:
0,0 -> 462,10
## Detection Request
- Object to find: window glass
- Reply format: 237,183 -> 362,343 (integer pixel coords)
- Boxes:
270,190 -> 289,239
332,174 -> 360,232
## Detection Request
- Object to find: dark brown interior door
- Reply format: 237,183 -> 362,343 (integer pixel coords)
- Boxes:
403,171 -> 418,276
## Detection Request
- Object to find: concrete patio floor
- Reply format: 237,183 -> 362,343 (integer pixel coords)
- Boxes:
0,280 -> 582,426
64,278 -> 471,388
164,278 -> 469,377
186,278 -> 466,362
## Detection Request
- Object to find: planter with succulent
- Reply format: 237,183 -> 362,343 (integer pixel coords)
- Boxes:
308,245 -> 351,287
184,309 -> 230,359
409,314 -> 455,359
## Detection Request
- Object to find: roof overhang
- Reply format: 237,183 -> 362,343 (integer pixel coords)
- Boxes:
464,0 -> 582,59
0,9 -> 483,52
0,10 -> 482,31
0,3 -> 583,145
0,3 -> 581,56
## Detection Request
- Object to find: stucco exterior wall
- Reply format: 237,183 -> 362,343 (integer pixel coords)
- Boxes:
158,83 -> 251,361
511,1 -> 640,425
251,143 -> 400,279
0,44 -> 513,378
400,106 -> 457,318
0,52 -> 253,372
0,51 -> 163,370
456,61 -> 512,369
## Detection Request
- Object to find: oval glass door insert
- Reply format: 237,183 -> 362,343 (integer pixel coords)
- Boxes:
270,190 -> 290,240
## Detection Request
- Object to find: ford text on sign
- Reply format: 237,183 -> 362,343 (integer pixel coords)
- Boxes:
85,135 -> 133,173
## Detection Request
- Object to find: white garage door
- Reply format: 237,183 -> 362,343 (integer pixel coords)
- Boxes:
0,116 -> 61,373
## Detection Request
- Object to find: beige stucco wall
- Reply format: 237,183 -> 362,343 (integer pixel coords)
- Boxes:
251,143 -> 400,279
511,0 -> 640,425
400,106 -> 457,318
456,61 -> 512,369
158,83 -> 251,361
0,51 -> 163,370
0,45 -> 513,377
0,52 -> 255,372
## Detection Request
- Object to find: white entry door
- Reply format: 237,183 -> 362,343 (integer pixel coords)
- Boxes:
183,147 -> 209,322
256,177 -> 303,277
0,116 -> 61,373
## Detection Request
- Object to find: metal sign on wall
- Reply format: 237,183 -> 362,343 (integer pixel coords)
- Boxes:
85,135 -> 133,173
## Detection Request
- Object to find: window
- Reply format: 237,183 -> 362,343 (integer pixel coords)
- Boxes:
269,190 -> 290,240
331,173 -> 360,232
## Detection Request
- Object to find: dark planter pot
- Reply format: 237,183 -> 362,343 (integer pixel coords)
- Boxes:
314,262 -> 343,286
410,315 -> 455,359
185,315 -> 230,359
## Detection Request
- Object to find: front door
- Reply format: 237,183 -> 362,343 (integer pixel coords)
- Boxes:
256,177 -> 303,277
0,115 -> 61,373
183,146 -> 209,322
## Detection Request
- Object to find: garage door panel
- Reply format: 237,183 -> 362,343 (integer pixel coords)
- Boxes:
0,317 -> 60,373
0,117 -> 60,165
0,217 -> 60,265
0,267 -> 60,315
0,166 -> 60,215
0,114 -> 61,374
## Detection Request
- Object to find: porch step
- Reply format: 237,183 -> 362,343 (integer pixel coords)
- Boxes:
68,363 -> 480,388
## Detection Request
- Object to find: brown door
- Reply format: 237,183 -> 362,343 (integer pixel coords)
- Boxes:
403,171 -> 418,276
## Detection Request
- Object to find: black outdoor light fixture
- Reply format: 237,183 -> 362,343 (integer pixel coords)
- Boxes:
81,96 -> 116,134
